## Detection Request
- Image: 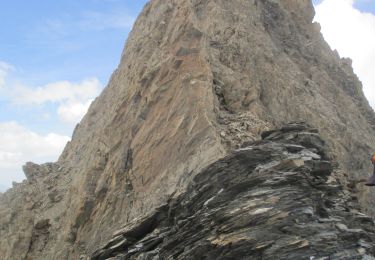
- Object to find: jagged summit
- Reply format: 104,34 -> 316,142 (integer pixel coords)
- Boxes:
1,0 -> 375,259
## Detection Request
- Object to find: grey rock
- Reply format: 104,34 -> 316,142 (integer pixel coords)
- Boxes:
92,124 -> 375,259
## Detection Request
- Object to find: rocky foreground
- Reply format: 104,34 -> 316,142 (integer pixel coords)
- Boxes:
92,123 -> 375,260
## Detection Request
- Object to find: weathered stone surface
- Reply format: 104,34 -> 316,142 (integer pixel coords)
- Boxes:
1,0 -> 375,259
23,162 -> 58,181
92,124 -> 375,259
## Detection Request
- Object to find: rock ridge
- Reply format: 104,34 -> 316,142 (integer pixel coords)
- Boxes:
91,123 -> 375,260
1,0 -> 375,258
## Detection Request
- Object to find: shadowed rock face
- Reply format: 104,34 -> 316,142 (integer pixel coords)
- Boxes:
92,123 -> 375,259
1,0 -> 375,259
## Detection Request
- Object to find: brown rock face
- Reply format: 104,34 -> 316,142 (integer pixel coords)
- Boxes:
1,0 -> 375,259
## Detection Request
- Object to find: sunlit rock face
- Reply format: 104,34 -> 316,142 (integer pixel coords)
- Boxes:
1,0 -> 375,259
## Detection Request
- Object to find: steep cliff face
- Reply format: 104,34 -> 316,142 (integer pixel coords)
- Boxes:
1,0 -> 375,259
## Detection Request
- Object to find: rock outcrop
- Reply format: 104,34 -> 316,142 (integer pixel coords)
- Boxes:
92,123 -> 375,259
1,0 -> 375,259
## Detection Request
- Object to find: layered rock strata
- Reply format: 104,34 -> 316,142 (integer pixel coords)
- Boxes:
92,124 -> 375,259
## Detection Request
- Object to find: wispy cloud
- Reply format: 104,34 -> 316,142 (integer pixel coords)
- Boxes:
8,78 -> 102,124
0,183 -> 8,192
80,11 -> 135,30
0,62 -> 102,124
37,10 -> 135,39
57,99 -> 94,124
11,78 -> 101,105
0,61 -> 13,88
27,8 -> 135,53
0,121 -> 70,187
314,0 -> 375,108
0,64 -> 98,188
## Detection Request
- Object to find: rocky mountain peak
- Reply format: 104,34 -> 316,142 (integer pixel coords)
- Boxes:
1,0 -> 375,259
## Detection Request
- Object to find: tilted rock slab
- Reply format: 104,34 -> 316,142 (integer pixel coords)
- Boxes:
92,123 -> 375,259
1,0 -> 375,259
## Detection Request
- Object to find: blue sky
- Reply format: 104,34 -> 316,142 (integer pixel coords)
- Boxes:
314,0 -> 375,13
0,0 -> 374,191
0,0 -> 147,135
0,0 -> 148,189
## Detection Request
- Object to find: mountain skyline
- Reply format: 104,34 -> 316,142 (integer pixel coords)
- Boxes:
0,0 -> 374,190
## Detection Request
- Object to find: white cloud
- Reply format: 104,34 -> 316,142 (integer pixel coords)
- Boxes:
0,183 -> 8,192
0,61 -> 13,88
0,121 -> 70,188
57,99 -> 94,123
9,78 -> 101,124
314,0 -> 375,108
0,65 -> 96,188
12,78 -> 100,105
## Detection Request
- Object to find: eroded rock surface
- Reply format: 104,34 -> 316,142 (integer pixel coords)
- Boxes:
92,124 -> 375,259
1,0 -> 375,259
